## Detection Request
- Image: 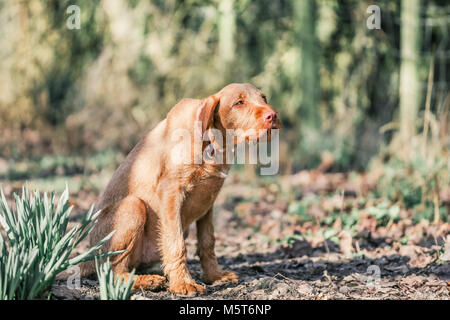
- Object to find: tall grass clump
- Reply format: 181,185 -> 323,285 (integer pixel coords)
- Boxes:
0,187 -> 116,300
96,258 -> 136,300
375,61 -> 449,224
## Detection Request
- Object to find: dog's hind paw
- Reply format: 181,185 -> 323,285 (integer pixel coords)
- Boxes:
204,270 -> 238,284
168,281 -> 205,296
218,270 -> 238,283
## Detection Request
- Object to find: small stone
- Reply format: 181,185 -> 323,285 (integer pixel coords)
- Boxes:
251,289 -> 266,296
272,282 -> 290,296
52,285 -> 82,300
339,286 -> 349,294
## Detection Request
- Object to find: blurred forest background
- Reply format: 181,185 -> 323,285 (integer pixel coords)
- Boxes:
0,1 -> 449,299
0,0 -> 448,221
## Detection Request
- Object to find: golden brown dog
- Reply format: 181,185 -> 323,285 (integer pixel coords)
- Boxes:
81,83 -> 280,296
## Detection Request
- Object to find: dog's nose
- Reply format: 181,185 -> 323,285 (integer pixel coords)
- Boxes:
263,111 -> 277,123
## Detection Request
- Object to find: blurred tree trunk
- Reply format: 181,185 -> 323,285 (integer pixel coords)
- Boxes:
218,0 -> 235,65
294,0 -> 319,128
399,0 -> 422,142
289,0 -> 320,168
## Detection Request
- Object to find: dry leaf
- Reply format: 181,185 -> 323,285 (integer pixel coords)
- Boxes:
441,235 -> 450,261
338,230 -> 354,256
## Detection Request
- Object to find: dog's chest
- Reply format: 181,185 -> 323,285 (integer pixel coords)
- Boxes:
180,171 -> 226,227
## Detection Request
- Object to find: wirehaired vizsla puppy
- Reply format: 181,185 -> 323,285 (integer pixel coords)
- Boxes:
80,83 -> 281,295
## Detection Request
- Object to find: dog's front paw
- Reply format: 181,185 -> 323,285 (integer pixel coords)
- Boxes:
133,275 -> 167,291
169,281 -> 206,296
204,270 -> 238,284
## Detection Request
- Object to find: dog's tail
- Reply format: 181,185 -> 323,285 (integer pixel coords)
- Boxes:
56,261 -> 96,280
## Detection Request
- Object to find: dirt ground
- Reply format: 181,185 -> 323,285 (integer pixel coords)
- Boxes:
45,170 -> 450,300
53,238 -> 449,300
52,238 -> 450,300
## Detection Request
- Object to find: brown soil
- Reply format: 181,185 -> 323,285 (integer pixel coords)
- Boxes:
50,172 -> 449,300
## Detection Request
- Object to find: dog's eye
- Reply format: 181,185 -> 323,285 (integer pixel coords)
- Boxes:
262,95 -> 267,103
234,100 -> 244,106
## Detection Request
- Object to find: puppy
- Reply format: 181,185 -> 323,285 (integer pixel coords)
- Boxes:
83,83 -> 281,295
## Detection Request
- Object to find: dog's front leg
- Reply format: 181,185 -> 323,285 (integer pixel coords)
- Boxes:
196,208 -> 238,284
159,191 -> 205,296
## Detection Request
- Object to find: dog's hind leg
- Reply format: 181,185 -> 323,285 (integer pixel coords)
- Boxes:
106,196 -> 166,291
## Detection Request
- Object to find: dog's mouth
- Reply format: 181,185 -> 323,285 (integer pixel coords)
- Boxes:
241,128 -> 278,143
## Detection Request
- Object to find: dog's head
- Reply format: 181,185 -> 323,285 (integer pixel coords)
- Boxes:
197,83 -> 281,144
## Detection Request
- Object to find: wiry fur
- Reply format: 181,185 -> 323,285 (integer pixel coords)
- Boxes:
63,83 -> 280,296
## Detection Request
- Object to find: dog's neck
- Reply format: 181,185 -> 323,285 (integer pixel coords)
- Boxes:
196,107 -> 233,178
202,143 -> 231,176
202,161 -> 231,179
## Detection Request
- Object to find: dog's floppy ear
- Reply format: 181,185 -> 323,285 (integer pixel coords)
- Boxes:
197,94 -> 220,135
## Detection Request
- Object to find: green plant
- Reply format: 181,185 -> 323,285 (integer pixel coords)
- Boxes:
375,134 -> 449,224
276,233 -> 305,247
288,201 -> 311,222
96,258 -> 136,300
288,195 -> 320,223
367,202 -> 400,226
319,228 -> 339,245
0,187 -> 116,300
